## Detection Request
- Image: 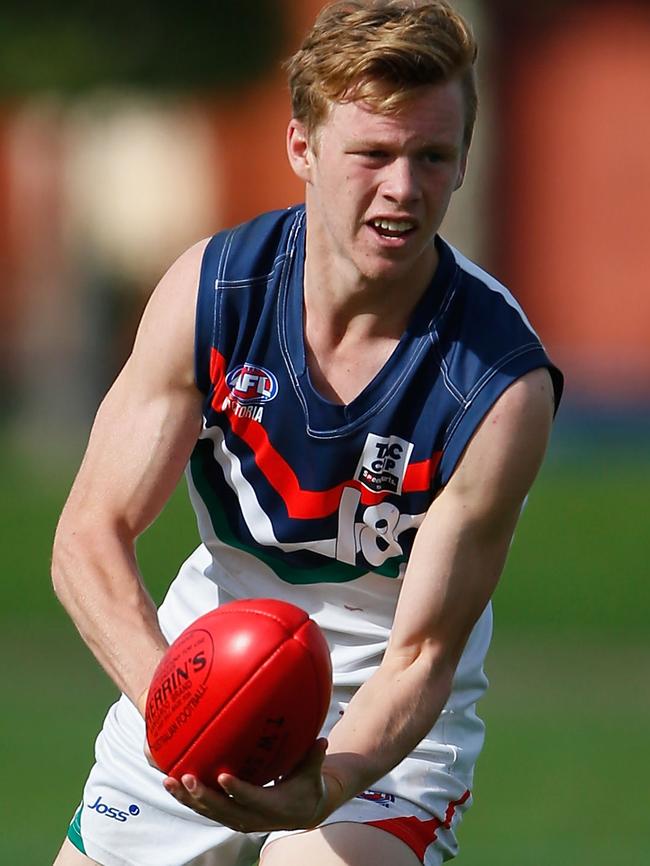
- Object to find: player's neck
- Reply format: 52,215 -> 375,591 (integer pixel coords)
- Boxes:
302,248 -> 439,343
301,251 -> 439,405
302,322 -> 400,405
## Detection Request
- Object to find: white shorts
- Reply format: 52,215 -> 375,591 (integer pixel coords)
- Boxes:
66,549 -> 489,866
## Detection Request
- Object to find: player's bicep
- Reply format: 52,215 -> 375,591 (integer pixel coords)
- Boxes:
72,363 -> 202,539
59,240 -> 208,541
387,368 -> 555,667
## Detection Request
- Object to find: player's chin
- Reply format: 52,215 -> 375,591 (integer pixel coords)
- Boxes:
357,254 -> 421,284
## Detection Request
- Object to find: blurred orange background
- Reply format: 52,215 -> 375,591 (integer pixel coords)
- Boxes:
1,0 -> 648,447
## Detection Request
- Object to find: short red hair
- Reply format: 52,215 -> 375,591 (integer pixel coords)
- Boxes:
286,0 -> 478,148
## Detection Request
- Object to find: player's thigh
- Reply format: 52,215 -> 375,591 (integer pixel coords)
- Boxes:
260,822 -> 423,866
53,837 -> 101,866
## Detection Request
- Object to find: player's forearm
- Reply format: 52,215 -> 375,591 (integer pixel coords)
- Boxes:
52,521 -> 168,710
321,650 -> 455,809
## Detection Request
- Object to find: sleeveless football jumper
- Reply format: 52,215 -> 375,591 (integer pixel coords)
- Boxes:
67,206 -> 563,866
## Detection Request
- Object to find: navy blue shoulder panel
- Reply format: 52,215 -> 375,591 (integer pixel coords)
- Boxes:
194,206 -> 302,395
435,245 -> 563,485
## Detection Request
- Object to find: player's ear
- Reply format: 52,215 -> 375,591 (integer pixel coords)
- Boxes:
287,119 -> 314,182
454,150 -> 469,191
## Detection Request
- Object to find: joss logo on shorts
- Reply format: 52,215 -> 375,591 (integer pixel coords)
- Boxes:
226,364 -> 279,404
88,795 -> 140,823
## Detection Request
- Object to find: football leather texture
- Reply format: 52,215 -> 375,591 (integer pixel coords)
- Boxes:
145,598 -> 332,786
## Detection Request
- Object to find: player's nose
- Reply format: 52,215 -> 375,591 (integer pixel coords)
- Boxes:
381,156 -> 422,204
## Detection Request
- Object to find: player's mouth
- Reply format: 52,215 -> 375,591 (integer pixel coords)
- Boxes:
368,217 -> 418,242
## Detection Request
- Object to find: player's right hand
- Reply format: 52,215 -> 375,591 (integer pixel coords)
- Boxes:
161,738 -> 341,832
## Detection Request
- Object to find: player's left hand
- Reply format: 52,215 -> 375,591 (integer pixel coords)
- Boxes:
162,738 -> 341,832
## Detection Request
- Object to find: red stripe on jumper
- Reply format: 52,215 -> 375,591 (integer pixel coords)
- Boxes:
366,789 -> 471,862
210,349 -> 440,519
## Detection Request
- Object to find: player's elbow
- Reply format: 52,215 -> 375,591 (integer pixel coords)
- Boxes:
51,512 -> 87,603
417,643 -> 458,691
383,639 -> 458,700
51,509 -> 112,604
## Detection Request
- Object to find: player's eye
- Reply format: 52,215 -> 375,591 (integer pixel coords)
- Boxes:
350,149 -> 389,161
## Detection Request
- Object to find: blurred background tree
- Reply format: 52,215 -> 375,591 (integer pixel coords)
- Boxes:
0,0 -> 286,94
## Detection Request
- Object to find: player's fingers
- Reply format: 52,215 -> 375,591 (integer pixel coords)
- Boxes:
163,776 -> 206,813
180,773 -> 226,803
166,775 -> 247,827
163,776 -> 184,798
216,772 -> 249,799
180,774 -> 247,815
216,773 -> 278,813
166,775 -> 217,809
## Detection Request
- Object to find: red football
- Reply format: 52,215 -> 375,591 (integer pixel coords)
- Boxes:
145,598 -> 332,787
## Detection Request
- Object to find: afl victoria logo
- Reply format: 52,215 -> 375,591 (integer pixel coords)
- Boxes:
226,364 -> 279,405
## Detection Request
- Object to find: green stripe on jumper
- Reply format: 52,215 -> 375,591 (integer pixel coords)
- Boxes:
189,448 -> 404,584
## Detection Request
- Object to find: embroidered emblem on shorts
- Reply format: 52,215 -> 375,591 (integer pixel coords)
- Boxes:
356,790 -> 396,808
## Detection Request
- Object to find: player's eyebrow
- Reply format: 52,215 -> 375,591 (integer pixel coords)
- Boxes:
418,142 -> 461,159
349,138 -> 461,159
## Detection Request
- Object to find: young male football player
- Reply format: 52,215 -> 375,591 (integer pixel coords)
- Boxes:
52,2 -> 562,864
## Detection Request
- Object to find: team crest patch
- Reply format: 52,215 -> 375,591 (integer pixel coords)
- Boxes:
356,790 -> 396,808
355,433 -> 414,494
226,364 -> 279,405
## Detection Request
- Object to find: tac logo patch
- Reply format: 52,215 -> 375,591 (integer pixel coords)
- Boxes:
226,364 -> 278,405
355,433 -> 414,494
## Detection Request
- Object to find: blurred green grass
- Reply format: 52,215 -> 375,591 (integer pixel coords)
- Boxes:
1,438 -> 649,865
